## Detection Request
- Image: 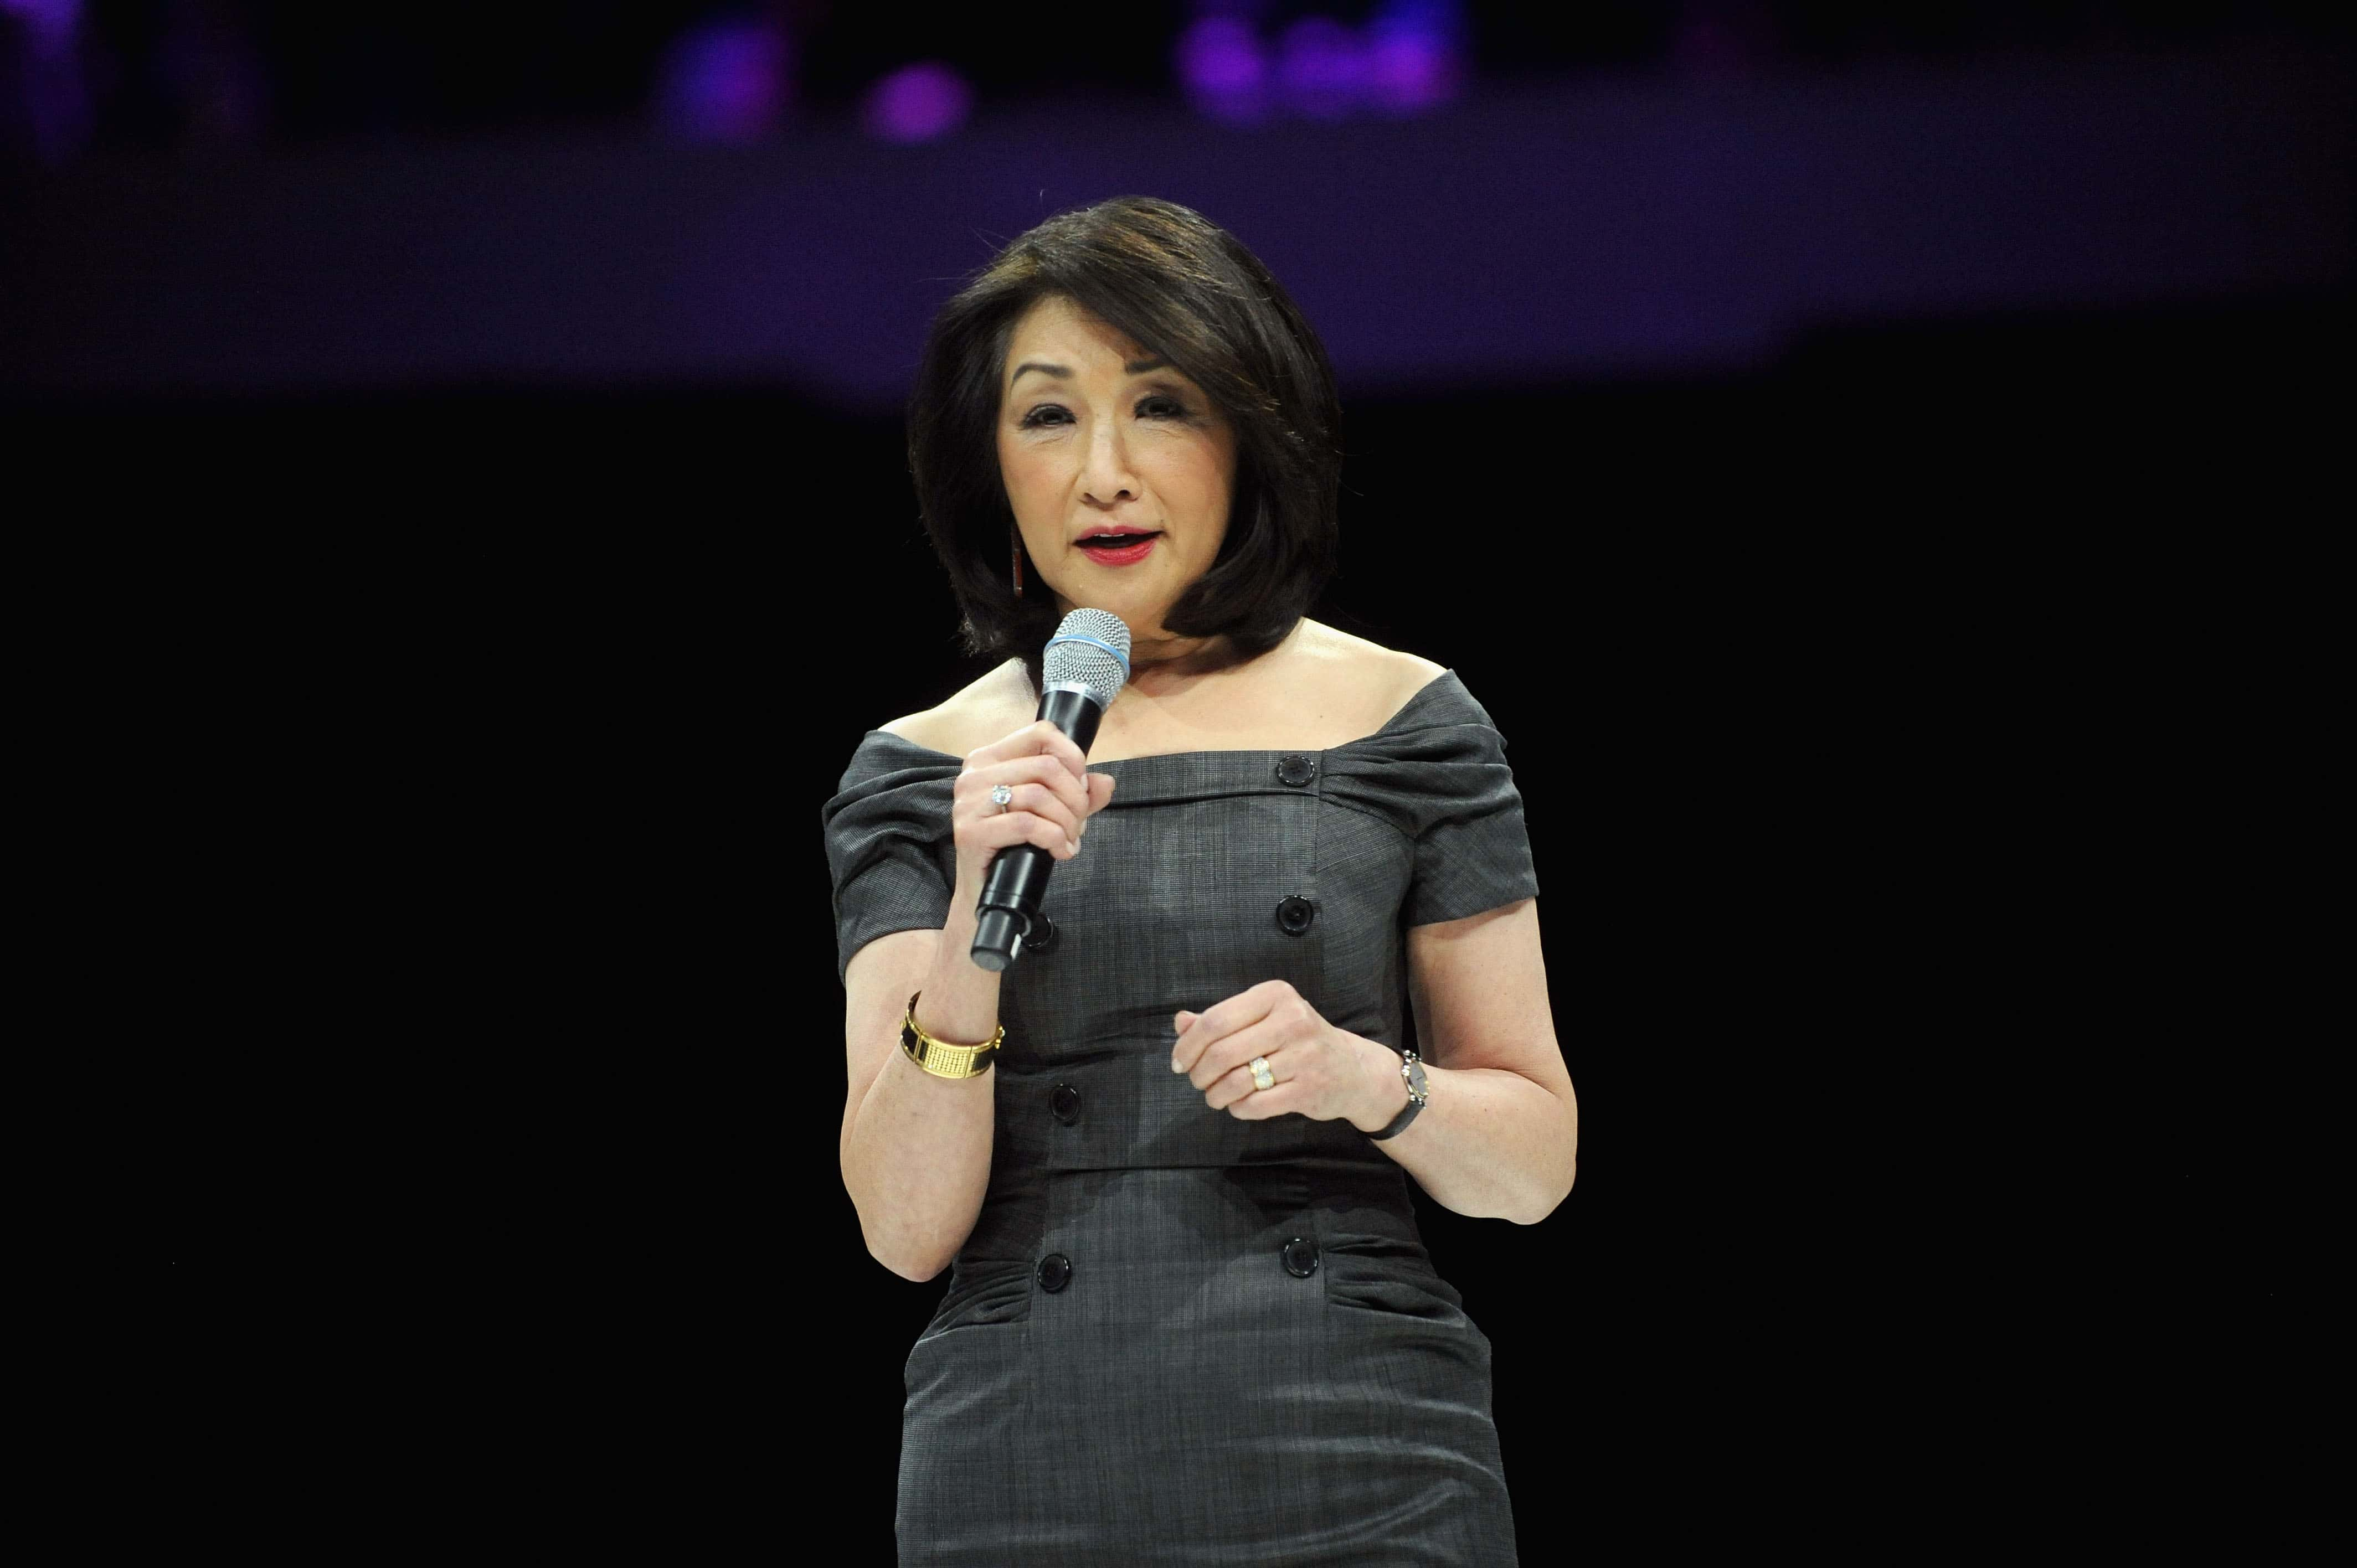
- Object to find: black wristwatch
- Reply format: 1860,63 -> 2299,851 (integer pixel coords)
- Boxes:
1366,1050 -> 1428,1141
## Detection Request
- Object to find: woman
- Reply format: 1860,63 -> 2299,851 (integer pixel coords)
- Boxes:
824,195 -> 1576,1565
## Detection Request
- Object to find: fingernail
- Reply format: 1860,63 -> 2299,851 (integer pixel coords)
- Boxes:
1170,1057 -> 1185,1073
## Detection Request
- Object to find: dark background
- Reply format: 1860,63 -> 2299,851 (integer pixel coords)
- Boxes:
79,290 -> 2333,1552
11,3 -> 2339,1556
16,3 -> 2346,153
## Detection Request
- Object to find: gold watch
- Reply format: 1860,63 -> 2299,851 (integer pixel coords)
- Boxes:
900,991 -> 1005,1079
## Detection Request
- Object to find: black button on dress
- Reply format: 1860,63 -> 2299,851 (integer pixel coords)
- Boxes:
822,669 -> 1542,1566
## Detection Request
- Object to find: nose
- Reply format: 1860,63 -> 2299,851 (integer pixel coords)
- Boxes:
1079,419 -> 1139,508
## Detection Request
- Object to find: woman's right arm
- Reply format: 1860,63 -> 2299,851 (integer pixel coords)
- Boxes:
840,720 -> 1115,1281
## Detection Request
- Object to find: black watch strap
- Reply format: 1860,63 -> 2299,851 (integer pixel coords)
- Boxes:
1367,1051 -> 1427,1142
1366,1096 -> 1423,1141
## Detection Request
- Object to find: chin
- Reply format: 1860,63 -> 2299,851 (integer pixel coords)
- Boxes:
1056,579 -> 1159,628
1097,593 -> 1177,641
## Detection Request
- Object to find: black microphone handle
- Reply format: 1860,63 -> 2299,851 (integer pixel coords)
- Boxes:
971,685 -> 1105,971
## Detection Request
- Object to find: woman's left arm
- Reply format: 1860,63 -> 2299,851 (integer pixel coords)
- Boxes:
1171,897 -> 1577,1224
1373,898 -> 1576,1223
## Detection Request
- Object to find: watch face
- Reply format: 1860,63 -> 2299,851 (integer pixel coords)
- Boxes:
1404,1058 -> 1428,1102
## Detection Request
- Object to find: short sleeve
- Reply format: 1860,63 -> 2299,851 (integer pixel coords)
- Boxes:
1321,671 -> 1541,927
820,734 -> 961,983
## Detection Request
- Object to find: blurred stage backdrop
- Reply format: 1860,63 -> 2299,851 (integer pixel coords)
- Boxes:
11,3 -> 2343,1556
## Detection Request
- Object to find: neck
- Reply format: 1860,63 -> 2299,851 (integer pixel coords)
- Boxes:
1125,631 -> 1237,693
1044,596 -> 1244,694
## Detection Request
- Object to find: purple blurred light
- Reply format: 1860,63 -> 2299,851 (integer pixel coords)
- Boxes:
862,62 -> 974,144
1273,17 -> 1366,122
4,0 -> 88,162
2,0 -> 79,49
1188,2 -> 1463,126
1175,17 -> 1270,126
655,18 -> 791,144
1366,1 -> 1466,115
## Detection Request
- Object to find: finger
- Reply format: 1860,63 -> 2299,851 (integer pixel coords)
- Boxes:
1172,983 -> 1283,1075
982,781 -> 1080,845
970,754 -> 1090,822
1171,1000 -> 1250,1077
1072,772 -> 1110,840
958,765 -> 1082,847
970,806 -> 1082,860
1187,1014 -> 1286,1092
967,721 -> 1089,790
1031,718 -> 1090,785
1223,1079 -> 1302,1122
1159,1004 -> 1235,1075
1204,1052 -> 1280,1111
1170,1007 -> 1221,1076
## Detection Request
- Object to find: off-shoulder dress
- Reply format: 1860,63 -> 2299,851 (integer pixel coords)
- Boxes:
822,669 -> 1542,1566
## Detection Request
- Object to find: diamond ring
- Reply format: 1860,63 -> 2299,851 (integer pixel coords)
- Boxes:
989,784 -> 1013,812
1249,1056 -> 1275,1092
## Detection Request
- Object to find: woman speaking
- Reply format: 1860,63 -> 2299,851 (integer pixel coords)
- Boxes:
824,195 -> 1576,1565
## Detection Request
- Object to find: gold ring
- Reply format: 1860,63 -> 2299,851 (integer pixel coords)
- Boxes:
1249,1056 -> 1274,1092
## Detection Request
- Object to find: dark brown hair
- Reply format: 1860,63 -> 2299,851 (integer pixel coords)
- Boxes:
905,195 -> 1344,693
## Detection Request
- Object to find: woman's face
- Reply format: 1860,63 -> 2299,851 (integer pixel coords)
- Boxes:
996,295 -> 1238,652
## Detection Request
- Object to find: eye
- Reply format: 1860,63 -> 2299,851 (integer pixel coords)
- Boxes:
1018,405 -> 1072,429
1138,396 -> 1188,419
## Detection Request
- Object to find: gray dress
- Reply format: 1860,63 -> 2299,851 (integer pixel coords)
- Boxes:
822,670 -> 1541,1566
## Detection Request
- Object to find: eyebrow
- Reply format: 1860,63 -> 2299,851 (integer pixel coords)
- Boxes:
1009,356 -> 1171,387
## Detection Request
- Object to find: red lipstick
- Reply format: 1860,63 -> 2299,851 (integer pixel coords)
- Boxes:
1075,529 -> 1161,566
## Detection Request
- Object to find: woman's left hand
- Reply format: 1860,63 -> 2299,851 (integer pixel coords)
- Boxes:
1172,979 -> 1386,1124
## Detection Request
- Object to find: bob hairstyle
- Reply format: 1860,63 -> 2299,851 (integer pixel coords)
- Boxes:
906,195 -> 1344,692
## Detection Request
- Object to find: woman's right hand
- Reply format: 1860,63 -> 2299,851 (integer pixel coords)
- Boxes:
951,720 -> 1117,894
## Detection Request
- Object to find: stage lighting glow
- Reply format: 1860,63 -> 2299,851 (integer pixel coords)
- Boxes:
863,62 -> 974,144
1181,2 -> 1463,126
1367,1 -> 1466,115
653,17 -> 791,144
1,0 -> 76,46
1175,16 -> 1270,126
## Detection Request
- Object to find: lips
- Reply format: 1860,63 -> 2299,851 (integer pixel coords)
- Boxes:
1077,530 -> 1160,565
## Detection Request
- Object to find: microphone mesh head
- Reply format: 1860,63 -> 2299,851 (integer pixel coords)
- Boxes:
1043,608 -> 1132,709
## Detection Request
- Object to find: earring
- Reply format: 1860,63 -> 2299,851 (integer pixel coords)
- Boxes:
1010,522 -> 1025,599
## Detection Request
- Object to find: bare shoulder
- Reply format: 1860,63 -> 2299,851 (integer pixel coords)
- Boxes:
879,659 -> 1033,756
1290,619 -> 1447,717
879,659 -> 1036,757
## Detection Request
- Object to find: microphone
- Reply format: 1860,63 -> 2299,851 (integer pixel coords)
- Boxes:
970,607 -> 1132,971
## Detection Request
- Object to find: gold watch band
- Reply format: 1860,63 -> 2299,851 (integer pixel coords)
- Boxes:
900,991 -> 1005,1079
